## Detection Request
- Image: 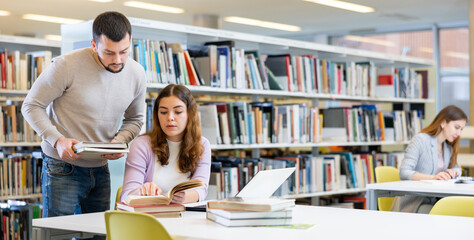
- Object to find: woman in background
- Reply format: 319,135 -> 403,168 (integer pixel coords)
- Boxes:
121,84 -> 211,203
392,105 -> 467,213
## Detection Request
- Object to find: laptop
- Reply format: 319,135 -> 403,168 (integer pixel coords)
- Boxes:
185,167 -> 296,211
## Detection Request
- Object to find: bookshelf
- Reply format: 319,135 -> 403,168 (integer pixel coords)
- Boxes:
61,18 -> 435,202
0,35 -> 60,201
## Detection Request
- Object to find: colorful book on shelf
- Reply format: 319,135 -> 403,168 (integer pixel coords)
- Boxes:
123,179 -> 204,206
265,54 -> 292,91
207,198 -> 295,212
198,104 -> 222,145
116,202 -> 185,213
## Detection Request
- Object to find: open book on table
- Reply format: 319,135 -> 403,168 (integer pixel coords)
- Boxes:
72,141 -> 129,159
124,179 -> 204,206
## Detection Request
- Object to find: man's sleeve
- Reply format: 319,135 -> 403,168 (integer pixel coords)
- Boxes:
21,58 -> 68,147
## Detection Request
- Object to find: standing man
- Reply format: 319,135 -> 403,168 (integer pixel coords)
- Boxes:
21,11 -> 146,217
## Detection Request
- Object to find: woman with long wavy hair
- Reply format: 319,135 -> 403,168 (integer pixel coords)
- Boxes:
392,105 -> 467,213
121,84 -> 211,203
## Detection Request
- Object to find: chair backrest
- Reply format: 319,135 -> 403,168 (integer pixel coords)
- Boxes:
429,196 -> 474,217
374,166 -> 400,211
375,166 -> 400,183
105,210 -> 173,240
114,186 -> 123,210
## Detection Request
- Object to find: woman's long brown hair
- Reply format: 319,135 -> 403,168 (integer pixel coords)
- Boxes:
420,105 -> 467,168
146,84 -> 203,175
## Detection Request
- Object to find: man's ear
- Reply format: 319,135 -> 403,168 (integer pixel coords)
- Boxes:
91,39 -> 97,53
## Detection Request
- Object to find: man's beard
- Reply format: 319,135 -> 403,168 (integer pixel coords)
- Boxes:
97,55 -> 124,73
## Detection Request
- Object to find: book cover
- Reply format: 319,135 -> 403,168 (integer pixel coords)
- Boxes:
208,208 -> 293,220
206,211 -> 292,227
72,142 -> 129,159
116,202 -> 184,213
73,141 -> 128,150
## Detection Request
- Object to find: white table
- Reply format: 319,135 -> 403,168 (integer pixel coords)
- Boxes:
32,205 -> 474,240
366,180 -> 474,210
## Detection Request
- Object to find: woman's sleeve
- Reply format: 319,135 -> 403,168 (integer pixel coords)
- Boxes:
191,137 -> 212,201
120,136 -> 152,202
399,134 -> 423,180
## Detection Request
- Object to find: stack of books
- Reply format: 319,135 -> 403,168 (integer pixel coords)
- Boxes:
116,179 -> 203,218
72,141 -> 129,159
116,202 -> 185,218
206,198 -> 295,227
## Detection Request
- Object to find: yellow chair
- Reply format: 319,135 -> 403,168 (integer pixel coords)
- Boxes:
374,166 -> 400,211
429,196 -> 474,217
114,186 -> 123,210
105,210 -> 173,240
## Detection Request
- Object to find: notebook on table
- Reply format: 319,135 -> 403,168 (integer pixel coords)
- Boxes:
185,167 -> 296,211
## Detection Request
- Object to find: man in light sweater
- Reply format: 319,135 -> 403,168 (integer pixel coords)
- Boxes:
21,11 -> 146,218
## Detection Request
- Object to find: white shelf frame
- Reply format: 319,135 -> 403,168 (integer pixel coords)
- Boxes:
127,18 -> 434,67
61,17 -> 433,201
0,142 -> 41,147
0,34 -> 61,48
147,83 -> 434,103
210,141 -> 410,150
0,193 -> 42,201
0,84 -> 435,104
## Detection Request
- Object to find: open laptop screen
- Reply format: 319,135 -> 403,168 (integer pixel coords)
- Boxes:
235,167 -> 296,198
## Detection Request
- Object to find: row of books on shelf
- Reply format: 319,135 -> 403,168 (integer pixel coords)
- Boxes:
206,152 -> 404,199
322,106 -> 422,143
147,100 -> 422,145
0,49 -> 52,91
0,152 -> 43,197
132,39 -> 429,99
0,201 -> 42,240
0,103 -> 41,143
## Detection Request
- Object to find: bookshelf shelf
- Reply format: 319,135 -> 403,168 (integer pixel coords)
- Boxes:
283,188 -> 366,199
0,35 -> 60,48
210,141 -> 410,150
147,83 -> 434,103
0,142 -> 41,147
62,17 -> 435,203
127,18 -> 434,68
0,193 -> 42,201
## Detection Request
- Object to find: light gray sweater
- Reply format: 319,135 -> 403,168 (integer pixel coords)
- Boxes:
400,133 -> 461,180
21,48 -> 146,167
391,133 -> 461,212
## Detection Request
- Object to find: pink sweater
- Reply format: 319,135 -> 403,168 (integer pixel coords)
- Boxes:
120,135 -> 211,202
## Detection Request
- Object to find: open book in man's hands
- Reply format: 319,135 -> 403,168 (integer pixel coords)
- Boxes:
123,179 -> 204,206
72,141 -> 129,160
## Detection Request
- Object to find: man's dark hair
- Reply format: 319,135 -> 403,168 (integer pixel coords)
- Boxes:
93,11 -> 131,43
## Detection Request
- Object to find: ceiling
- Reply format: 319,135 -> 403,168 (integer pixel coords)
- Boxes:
0,0 -> 469,40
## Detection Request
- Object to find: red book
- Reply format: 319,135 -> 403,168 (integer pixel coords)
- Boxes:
0,52 -> 6,89
183,51 -> 199,86
378,75 -> 394,85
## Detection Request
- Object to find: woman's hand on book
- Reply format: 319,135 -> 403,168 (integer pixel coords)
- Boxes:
138,182 -> 162,196
171,192 -> 185,204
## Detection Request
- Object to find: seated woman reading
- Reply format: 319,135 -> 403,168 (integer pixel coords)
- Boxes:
392,105 -> 467,213
121,84 -> 211,203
